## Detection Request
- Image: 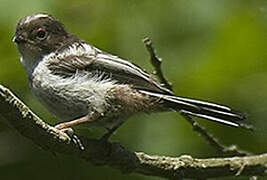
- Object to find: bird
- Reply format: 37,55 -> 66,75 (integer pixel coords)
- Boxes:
13,13 -> 250,140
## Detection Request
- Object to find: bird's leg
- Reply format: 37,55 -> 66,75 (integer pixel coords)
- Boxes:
54,115 -> 92,130
54,112 -> 100,150
55,108 -> 101,130
100,121 -> 124,141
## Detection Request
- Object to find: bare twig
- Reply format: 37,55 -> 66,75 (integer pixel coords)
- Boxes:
143,37 -> 173,91
181,113 -> 250,156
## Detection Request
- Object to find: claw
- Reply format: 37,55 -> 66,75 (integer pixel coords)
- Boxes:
56,127 -> 85,151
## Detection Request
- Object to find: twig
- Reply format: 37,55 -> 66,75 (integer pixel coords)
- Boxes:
181,113 -> 250,156
143,37 -> 173,91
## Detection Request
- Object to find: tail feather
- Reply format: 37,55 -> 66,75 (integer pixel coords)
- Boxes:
179,110 -> 239,127
140,90 -> 251,129
171,96 -> 232,111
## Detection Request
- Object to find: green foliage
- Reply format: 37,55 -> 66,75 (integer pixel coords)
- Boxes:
0,1 -> 266,179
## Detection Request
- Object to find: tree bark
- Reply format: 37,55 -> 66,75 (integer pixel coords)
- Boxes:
0,84 -> 266,179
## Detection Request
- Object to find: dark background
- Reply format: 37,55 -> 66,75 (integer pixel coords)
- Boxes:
0,0 -> 267,179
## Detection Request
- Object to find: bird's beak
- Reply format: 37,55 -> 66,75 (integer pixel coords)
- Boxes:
12,35 -> 26,44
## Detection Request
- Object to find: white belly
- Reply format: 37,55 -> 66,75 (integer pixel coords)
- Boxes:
30,59 -> 115,122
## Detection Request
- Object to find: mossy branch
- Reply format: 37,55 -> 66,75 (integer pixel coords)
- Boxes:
0,84 -> 266,179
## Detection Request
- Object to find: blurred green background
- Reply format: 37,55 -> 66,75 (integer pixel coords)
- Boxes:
0,0 -> 267,179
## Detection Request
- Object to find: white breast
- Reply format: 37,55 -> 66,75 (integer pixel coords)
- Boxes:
30,45 -> 116,121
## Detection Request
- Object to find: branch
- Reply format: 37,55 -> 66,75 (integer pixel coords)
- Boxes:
143,37 -> 173,91
181,113 -> 251,156
0,84 -> 266,179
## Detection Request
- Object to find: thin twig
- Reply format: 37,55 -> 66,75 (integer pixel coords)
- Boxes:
143,37 -> 173,91
181,112 -> 251,156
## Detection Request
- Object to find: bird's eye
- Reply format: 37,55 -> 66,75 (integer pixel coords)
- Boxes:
36,28 -> 46,40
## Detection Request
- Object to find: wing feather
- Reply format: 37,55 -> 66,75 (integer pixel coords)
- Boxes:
47,44 -> 173,95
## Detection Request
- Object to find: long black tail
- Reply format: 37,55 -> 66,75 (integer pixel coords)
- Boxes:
140,90 -> 252,129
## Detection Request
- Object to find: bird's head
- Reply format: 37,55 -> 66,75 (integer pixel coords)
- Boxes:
13,13 -> 77,72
